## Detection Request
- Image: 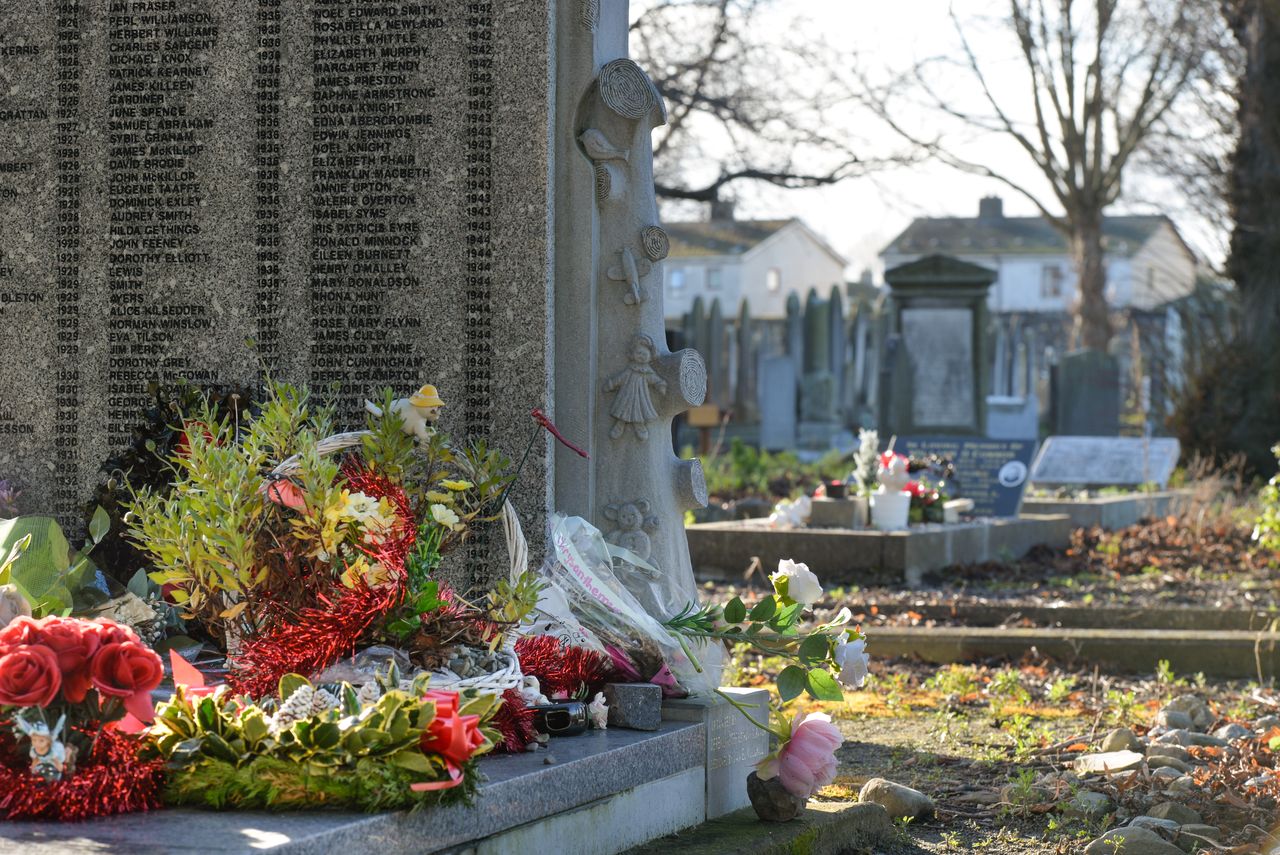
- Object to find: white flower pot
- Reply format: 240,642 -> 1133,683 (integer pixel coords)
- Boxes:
870,491 -> 911,531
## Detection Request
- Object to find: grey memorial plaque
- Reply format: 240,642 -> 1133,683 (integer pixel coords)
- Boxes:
1030,436 -> 1181,488
900,307 -> 975,429
0,1 -> 552,543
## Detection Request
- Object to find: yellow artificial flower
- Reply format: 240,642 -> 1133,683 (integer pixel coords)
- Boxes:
340,556 -> 372,588
426,490 -> 453,504
441,479 -> 473,491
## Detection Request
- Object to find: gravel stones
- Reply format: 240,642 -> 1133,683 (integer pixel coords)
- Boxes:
1084,826 -> 1183,855
1074,750 -> 1144,775
858,778 -> 935,820
1101,727 -> 1142,753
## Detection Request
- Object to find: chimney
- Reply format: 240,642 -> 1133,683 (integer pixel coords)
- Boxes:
978,195 -> 1004,220
709,199 -> 736,221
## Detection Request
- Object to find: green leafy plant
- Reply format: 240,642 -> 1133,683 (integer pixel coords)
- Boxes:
149,673 -> 499,812
664,593 -> 854,703
0,507 -> 110,616
85,382 -> 255,586
1253,443 -> 1280,552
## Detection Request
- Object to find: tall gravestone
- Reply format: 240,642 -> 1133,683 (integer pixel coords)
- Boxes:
880,255 -> 994,437
734,299 -> 757,423
1054,350 -> 1121,436
828,284 -> 846,423
705,297 -> 727,408
0,1 -> 710,612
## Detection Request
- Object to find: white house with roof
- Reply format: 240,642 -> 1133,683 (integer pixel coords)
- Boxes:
661,216 -> 848,322
880,196 -> 1197,313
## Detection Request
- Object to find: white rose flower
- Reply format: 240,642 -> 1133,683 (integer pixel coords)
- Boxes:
834,636 -> 869,689
771,558 -> 823,605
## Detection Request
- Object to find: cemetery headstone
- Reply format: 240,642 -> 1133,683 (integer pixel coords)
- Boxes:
881,255 -> 994,436
828,284 -> 846,421
900,437 -> 1037,517
802,288 -> 828,375
1030,437 -> 1181,488
785,291 -> 803,378
1054,350 -> 1120,436
734,300 -> 758,423
758,356 -> 797,450
706,297 -> 727,408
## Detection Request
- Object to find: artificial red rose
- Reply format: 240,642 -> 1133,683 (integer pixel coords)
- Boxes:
0,644 -> 61,707
173,420 -> 216,458
0,615 -> 42,648
33,616 -> 101,703
89,619 -> 141,647
420,689 -> 486,768
91,641 -> 163,722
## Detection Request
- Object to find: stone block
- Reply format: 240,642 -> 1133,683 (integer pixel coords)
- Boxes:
628,802 -> 893,855
0,723 -> 707,854
664,687 -> 770,819
808,497 -> 867,529
688,516 -> 1071,588
603,682 -> 663,731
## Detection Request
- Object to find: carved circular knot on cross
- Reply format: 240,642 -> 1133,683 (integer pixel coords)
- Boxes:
642,226 -> 669,261
598,59 -> 659,120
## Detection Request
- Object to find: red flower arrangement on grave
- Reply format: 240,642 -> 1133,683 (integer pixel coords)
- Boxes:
227,465 -> 418,699
0,616 -> 164,820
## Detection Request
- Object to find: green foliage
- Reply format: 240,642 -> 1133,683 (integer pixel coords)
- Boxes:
150,674 -> 499,812
1254,444 -> 1280,552
0,511 -> 110,616
987,668 -> 1031,709
664,591 -> 854,704
924,664 -> 980,697
84,382 -> 255,585
486,569 -> 546,632
1045,676 -> 1077,704
698,438 -> 848,500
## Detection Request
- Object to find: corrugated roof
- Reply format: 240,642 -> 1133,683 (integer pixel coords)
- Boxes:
664,218 -> 792,258
883,214 -> 1170,257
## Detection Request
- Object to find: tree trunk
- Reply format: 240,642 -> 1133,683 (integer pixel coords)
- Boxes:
1229,0 -> 1280,347
1071,215 -> 1113,352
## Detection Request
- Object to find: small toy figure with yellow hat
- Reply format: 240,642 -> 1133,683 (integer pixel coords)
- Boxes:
364,384 -> 445,442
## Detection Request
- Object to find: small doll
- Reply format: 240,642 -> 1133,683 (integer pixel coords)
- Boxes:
602,335 -> 666,441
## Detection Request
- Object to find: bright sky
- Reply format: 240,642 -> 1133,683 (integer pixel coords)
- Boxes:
649,1 -> 1226,278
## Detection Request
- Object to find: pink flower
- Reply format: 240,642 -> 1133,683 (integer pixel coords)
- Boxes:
757,712 -> 843,800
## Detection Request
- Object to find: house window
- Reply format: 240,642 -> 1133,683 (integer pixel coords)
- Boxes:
766,268 -> 782,292
707,267 -> 723,291
1040,265 -> 1064,298
669,269 -> 685,291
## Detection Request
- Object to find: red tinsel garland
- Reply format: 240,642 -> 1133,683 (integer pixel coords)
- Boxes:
490,689 -> 538,753
514,635 -> 616,700
0,729 -> 164,822
227,465 -> 417,698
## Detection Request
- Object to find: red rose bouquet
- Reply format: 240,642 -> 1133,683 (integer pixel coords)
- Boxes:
0,616 -> 165,820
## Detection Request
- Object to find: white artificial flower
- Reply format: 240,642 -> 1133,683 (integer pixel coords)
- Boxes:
342,491 -> 381,520
771,558 -> 823,605
834,636 -> 870,689
430,503 -> 461,530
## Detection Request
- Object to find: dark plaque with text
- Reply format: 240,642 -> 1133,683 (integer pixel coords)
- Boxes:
900,437 -> 1037,518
